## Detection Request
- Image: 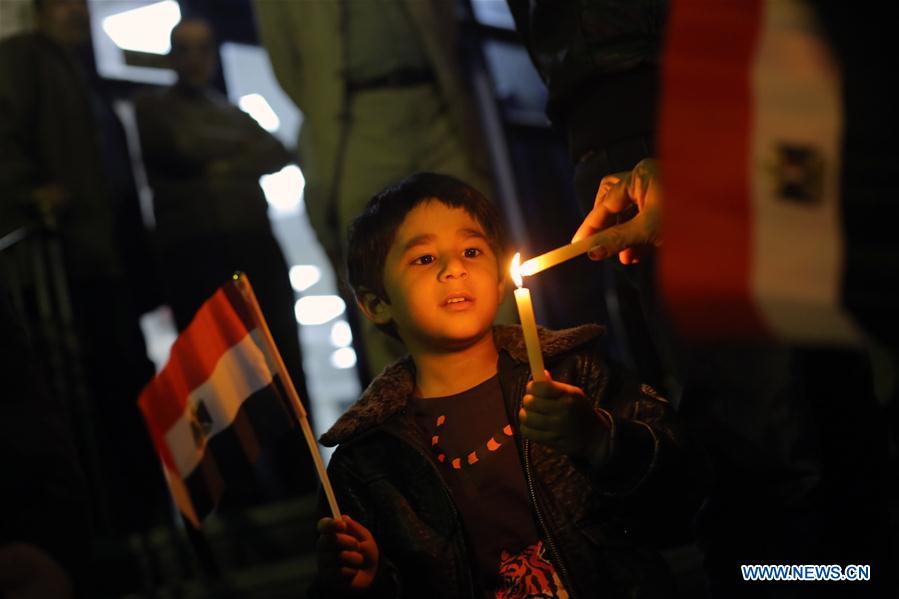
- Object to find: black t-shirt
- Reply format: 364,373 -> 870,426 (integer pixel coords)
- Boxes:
411,375 -> 568,598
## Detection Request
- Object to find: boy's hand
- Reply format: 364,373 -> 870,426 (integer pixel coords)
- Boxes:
316,515 -> 379,593
519,370 -> 609,464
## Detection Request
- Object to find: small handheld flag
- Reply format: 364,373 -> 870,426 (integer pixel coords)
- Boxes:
138,273 -> 339,527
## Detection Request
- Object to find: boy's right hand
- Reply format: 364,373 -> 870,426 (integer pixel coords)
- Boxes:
316,515 -> 379,593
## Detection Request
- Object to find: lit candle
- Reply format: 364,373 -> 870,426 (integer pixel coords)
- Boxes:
510,253 -> 546,382
518,231 -> 605,276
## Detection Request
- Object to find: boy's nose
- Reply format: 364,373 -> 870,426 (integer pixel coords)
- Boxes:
439,257 -> 468,280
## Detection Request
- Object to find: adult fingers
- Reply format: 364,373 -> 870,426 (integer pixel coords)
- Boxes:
628,158 -> 661,211
574,173 -> 641,246
600,173 -> 642,215
583,216 -> 653,262
572,203 -> 614,243
572,172 -> 628,243
596,173 -> 623,201
618,244 -> 653,265
578,160 -> 663,261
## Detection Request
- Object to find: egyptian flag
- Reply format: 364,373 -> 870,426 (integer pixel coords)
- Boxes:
138,280 -> 296,527
659,0 -> 898,346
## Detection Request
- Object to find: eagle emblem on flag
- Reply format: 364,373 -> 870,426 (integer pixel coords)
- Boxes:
773,143 -> 824,205
189,399 -> 214,448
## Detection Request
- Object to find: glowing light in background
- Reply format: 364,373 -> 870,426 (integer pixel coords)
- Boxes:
101,0 -> 181,55
289,265 -> 321,292
238,93 -> 281,132
295,295 -> 346,326
260,164 -> 304,216
330,347 -> 357,370
329,320 -> 353,347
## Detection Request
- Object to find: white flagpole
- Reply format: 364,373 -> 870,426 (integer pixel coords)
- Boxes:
233,272 -> 341,519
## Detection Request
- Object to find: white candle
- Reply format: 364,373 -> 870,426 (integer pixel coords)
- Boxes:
519,230 -> 605,276
510,253 -> 546,382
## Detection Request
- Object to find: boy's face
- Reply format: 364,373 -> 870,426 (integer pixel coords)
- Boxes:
362,200 -> 505,354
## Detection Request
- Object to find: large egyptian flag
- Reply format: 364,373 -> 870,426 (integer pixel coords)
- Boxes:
138,280 -> 296,526
659,0 -> 897,346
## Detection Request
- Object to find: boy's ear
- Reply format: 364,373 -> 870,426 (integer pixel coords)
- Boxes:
355,288 -> 393,325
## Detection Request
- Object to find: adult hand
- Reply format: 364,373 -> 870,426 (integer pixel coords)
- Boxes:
316,515 -> 380,593
0,543 -> 72,599
519,371 -> 610,466
572,158 -> 663,265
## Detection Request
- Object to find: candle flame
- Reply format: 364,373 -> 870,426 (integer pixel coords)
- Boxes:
510,253 -> 522,288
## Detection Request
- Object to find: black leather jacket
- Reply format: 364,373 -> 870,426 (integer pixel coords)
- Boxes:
313,325 -> 698,598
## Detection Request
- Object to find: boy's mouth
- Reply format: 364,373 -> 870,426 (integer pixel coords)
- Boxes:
442,292 -> 474,307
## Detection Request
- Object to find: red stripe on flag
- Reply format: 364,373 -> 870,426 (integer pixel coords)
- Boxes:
222,277 -> 260,332
659,0 -> 769,337
138,282 -> 255,467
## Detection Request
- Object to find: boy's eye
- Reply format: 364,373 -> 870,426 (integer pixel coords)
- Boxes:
464,248 -> 482,258
412,254 -> 435,265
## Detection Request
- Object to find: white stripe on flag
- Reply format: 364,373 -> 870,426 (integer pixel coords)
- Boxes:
165,329 -> 274,477
750,0 -> 861,344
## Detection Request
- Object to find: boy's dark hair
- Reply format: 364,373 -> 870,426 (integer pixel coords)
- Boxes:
346,172 -> 508,339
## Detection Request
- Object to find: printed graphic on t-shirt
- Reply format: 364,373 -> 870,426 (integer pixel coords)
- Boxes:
411,377 -> 553,596
429,413 -> 514,469
496,540 -> 568,599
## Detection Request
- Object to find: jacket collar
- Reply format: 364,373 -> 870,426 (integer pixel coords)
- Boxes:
320,324 -> 603,447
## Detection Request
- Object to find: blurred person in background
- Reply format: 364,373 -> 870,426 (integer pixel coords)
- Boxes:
0,0 -> 163,535
136,17 -> 317,499
253,0 -> 497,383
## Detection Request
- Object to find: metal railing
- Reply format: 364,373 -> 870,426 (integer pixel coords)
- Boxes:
0,224 -> 110,532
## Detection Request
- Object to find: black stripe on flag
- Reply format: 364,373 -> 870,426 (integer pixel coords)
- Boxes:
183,375 -> 296,520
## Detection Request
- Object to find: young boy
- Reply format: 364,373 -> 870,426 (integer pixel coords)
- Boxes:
312,173 -> 694,598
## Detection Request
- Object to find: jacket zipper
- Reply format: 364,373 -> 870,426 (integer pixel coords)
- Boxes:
517,379 -> 577,598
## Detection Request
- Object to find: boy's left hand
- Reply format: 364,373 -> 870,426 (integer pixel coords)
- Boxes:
519,370 -> 609,464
